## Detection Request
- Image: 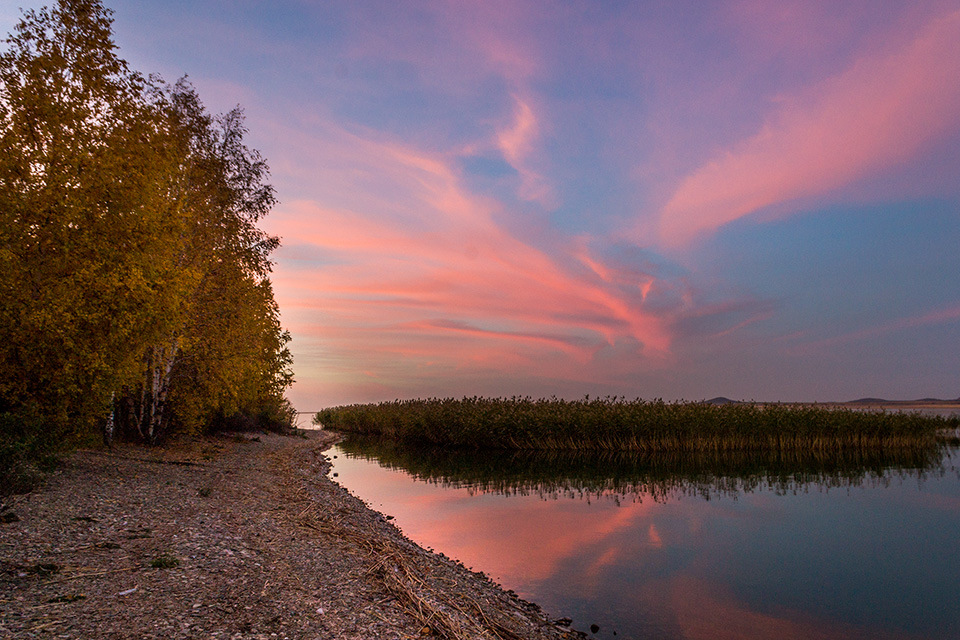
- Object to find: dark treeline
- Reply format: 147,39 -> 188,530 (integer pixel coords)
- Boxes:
1,0 -> 295,490
315,396 -> 959,451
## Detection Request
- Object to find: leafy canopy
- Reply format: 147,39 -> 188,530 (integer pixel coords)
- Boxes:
1,0 -> 295,472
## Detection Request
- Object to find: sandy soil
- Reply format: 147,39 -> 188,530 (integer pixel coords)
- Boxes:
0,431 -> 581,640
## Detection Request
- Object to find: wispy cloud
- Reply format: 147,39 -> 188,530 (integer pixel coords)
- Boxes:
657,9 -> 960,246
153,0 -> 960,404
496,94 -> 555,205
263,121 -> 697,402
791,303 -> 960,354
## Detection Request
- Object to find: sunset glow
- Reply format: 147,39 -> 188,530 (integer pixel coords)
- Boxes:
8,0 -> 958,407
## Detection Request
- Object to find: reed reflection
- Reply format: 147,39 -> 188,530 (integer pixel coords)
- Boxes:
337,435 -> 956,503
331,437 -> 960,640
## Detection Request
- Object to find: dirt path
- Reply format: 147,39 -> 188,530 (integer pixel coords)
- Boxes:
1,431 -> 580,640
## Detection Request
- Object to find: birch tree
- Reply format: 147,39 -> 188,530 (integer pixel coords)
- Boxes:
118,79 -> 289,443
0,0 -> 187,444
1,1 -> 294,454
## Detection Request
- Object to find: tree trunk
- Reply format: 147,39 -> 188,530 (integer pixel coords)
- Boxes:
145,338 -> 179,444
102,391 -> 115,446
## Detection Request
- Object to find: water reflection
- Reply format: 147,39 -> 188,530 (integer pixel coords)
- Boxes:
330,437 -> 960,640
337,435 -> 956,502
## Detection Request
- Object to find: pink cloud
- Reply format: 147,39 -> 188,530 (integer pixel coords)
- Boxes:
658,9 -> 960,246
496,94 -> 555,205
261,128 -> 681,403
720,1 -> 935,67
450,1 -> 542,85
335,3 -> 554,208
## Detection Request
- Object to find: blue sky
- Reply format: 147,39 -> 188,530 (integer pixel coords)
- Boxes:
5,0 -> 960,407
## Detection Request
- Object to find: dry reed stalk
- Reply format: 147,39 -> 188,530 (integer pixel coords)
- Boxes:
296,504 -> 544,640
271,436 -> 575,640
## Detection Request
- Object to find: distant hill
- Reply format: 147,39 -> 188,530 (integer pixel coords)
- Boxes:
701,396 -> 959,406
847,397 -> 958,405
703,397 -> 740,405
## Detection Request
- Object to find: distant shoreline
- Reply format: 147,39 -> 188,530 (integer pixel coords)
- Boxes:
834,400 -> 960,408
773,401 -> 960,414
706,396 -> 960,408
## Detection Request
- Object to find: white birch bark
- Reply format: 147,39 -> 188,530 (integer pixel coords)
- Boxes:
103,391 -> 115,446
146,338 -> 179,443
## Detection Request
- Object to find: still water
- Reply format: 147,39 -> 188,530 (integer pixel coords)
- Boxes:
329,437 -> 960,640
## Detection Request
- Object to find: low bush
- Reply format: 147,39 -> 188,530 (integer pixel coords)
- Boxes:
0,410 -> 63,498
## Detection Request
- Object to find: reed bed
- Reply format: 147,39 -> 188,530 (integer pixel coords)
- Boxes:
314,396 -> 958,452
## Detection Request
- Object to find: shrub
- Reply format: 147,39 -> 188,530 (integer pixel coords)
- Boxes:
149,555 -> 179,569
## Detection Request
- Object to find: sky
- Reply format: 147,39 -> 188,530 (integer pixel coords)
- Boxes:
4,0 -> 960,408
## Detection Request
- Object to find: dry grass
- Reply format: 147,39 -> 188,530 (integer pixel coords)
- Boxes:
294,489 -> 564,640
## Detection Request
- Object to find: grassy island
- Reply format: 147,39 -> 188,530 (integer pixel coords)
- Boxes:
315,397 -> 959,451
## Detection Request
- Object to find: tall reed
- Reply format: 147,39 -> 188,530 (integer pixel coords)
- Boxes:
314,397 -> 957,452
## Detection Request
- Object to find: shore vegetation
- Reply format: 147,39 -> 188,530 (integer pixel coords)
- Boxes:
1,0 -> 294,494
315,397 -> 959,452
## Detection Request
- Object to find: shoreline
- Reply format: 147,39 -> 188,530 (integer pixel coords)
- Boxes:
1,431 -> 580,639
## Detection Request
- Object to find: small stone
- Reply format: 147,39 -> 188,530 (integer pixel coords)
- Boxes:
590,623 -> 600,634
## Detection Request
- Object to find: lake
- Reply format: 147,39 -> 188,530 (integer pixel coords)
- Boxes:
328,436 -> 960,640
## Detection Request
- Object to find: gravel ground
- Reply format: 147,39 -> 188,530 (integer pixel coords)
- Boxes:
0,431 -> 582,640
